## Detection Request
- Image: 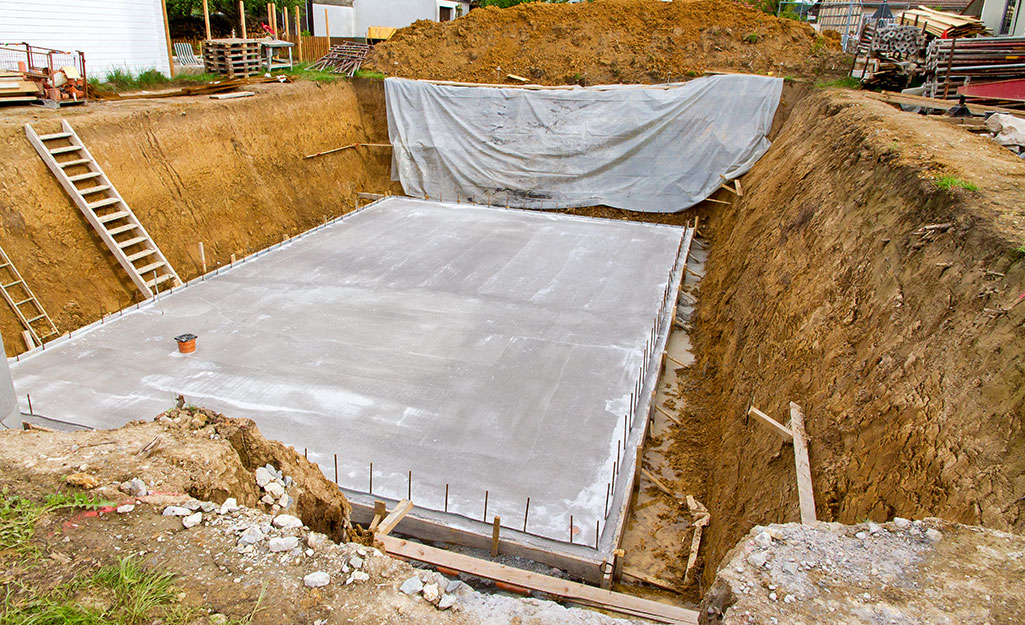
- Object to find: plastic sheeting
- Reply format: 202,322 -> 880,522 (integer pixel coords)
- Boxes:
385,75 -> 783,213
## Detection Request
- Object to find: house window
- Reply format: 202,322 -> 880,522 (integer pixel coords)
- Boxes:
439,6 -> 453,21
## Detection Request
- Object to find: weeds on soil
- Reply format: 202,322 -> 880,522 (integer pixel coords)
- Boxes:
936,175 -> 979,192
0,489 -> 109,554
276,62 -> 341,83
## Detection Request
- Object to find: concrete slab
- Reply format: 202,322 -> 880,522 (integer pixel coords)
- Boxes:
9,198 -> 685,554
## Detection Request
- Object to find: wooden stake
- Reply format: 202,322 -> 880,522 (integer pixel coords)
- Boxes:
295,6 -> 302,59
666,353 -> 687,368
21,331 -> 33,351
202,0 -> 211,39
523,497 -> 530,531
324,8 -> 329,42
369,500 -> 386,531
199,242 -> 206,273
747,405 -> 794,441
491,516 -> 501,557
641,468 -> 679,502
159,0 -> 175,77
284,6 -> 290,38
789,402 -> 817,523
267,3 -> 275,38
239,0 -> 247,37
654,404 -> 681,425
376,499 -> 413,537
595,519 -> 600,549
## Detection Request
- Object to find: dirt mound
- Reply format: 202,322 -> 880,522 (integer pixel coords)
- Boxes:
366,0 -> 848,85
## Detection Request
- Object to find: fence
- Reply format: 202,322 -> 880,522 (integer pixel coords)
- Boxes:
171,35 -> 339,68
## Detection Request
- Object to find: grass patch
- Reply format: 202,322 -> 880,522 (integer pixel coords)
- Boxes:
0,489 -> 109,555
936,175 -> 978,192
275,62 -> 342,83
815,76 -> 861,89
743,32 -> 762,44
353,69 -> 386,80
0,557 -> 263,625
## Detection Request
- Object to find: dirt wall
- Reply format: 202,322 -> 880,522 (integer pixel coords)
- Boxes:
0,79 -> 399,355
691,90 -> 1025,581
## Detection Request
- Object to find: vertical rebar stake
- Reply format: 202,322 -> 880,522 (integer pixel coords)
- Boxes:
604,483 -> 610,518
333,454 -> 338,483
523,497 -> 530,532
445,483 -> 449,513
369,462 -> 373,494
407,470 -> 412,501
595,520 -> 600,549
26,394 -> 32,415
570,514 -> 574,544
483,490 -> 489,522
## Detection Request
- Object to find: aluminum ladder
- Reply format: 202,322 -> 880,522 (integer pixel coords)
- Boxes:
24,120 -> 181,299
0,245 -> 58,347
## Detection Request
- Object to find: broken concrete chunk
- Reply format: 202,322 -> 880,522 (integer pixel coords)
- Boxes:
265,481 -> 285,498
747,551 -> 770,568
272,514 -> 303,530
423,582 -> 441,604
303,571 -> 330,588
893,517 -> 911,529
925,528 -> 943,543
348,571 -> 370,584
269,536 -> 300,552
182,512 -> 202,528
120,477 -> 148,497
438,594 -> 457,610
754,531 -> 773,548
400,575 -> 424,595
219,498 -> 239,514
239,526 -> 264,545
260,494 -> 276,505
255,467 -> 274,488
349,555 -> 364,570
278,493 -> 293,509
163,506 -> 192,517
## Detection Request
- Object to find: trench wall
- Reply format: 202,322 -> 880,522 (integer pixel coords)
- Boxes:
0,79 -> 400,355
693,90 -> 1025,581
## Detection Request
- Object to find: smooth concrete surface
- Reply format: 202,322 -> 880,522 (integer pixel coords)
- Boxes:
10,198 -> 684,547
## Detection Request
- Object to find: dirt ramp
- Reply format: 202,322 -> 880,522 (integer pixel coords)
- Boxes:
691,90 -> 1025,581
0,80 -> 400,355
367,0 -> 848,85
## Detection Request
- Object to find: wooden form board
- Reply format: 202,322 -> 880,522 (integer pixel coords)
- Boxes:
378,534 -> 699,624
788,402 -> 817,524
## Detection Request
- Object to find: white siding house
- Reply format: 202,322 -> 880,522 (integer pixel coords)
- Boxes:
310,0 -> 470,38
0,0 -> 171,78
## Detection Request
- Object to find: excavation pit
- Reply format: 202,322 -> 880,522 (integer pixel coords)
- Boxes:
10,197 -> 691,580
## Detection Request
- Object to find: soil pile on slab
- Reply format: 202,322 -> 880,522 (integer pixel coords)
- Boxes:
366,0 -> 848,85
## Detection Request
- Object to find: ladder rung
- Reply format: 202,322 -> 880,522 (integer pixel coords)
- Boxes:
39,132 -> 73,141
107,223 -> 138,236
0,263 -> 9,269
2,280 -> 22,289
14,298 -> 33,306
117,236 -> 147,249
59,158 -> 91,168
48,145 -> 82,155
78,185 -> 110,195
67,171 -> 102,182
25,314 -> 45,323
97,210 -> 130,224
126,248 -> 157,262
145,273 -> 174,288
136,261 -> 165,275
88,197 -> 122,210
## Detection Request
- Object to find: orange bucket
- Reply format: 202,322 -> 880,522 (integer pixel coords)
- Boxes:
175,333 -> 197,354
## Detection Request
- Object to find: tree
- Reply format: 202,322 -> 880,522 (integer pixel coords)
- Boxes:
166,0 -> 305,22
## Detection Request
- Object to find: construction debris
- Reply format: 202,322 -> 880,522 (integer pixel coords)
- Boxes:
899,6 -> 988,39
0,43 -> 86,106
925,36 -> 1025,102
310,42 -> 371,77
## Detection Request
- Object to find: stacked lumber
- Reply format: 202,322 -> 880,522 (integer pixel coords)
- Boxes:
899,6 -> 987,38
203,39 -> 262,78
923,36 -> 1025,100
0,71 -> 42,105
309,43 -> 371,77
0,43 -> 87,106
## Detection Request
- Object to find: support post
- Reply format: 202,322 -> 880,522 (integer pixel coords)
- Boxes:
295,5 -> 303,59
789,402 -> 817,523
239,0 -> 247,37
202,0 -> 211,39
324,8 -> 329,43
160,0 -> 175,77
284,7 -> 290,38
491,516 -> 501,557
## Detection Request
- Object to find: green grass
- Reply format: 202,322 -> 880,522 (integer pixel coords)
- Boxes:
814,76 -> 861,90
0,489 -> 110,555
936,175 -> 978,192
743,32 -> 762,44
0,557 -> 264,625
353,69 -> 386,80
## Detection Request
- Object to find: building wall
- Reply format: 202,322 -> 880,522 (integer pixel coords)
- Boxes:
311,3 -> 357,37
353,0 -> 469,37
0,0 -> 170,77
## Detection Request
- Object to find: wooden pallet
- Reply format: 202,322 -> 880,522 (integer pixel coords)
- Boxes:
203,39 -> 263,77
25,121 -> 181,298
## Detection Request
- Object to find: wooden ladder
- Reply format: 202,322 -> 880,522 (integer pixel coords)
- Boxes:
0,245 -> 58,347
25,120 -> 181,299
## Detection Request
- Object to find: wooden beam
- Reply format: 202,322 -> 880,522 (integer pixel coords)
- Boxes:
295,6 -> 302,59
357,192 -> 386,201
239,0 -> 247,37
202,0 -> 211,39
377,535 -> 699,624
368,500 -> 386,531
621,566 -> 680,593
868,91 -> 1025,118
160,0 -> 176,77
491,516 -> 501,557
640,467 -> 679,502
747,405 -> 793,441
375,499 -> 413,537
789,402 -> 817,524
654,404 -> 681,425
666,354 -> 687,368
683,496 -> 709,585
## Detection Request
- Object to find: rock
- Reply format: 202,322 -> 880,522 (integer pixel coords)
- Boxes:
182,512 -> 203,528
255,467 -> 274,488
264,481 -> 285,498
348,571 -> 370,584
748,551 -> 770,568
781,560 -> 798,575
272,514 -> 303,530
200,501 -> 217,513
65,473 -> 100,490
183,500 -> 202,511
120,477 -> 147,497
399,575 -> 424,595
163,506 -> 192,517
239,527 -> 264,545
306,532 -> 329,550
754,531 -> 773,548
893,517 -> 911,529
423,583 -> 441,605
116,504 -> 135,514
855,531 -> 868,540
303,571 -> 330,588
438,594 -> 457,610
769,591 -> 777,601
260,494 -> 276,505
269,536 -> 300,552
219,498 -> 239,514
209,615 -> 227,625
784,594 -> 796,604
867,522 -> 882,534
278,493 -> 293,509
925,528 -> 943,543
305,548 -> 314,557
350,555 -> 364,570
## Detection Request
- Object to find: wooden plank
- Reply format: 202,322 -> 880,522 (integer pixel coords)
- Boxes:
789,402 -> 817,524
654,404 -> 681,425
375,499 -> 413,536
621,566 -> 680,593
377,535 -> 699,624
867,90 -> 1025,118
491,515 -> 501,557
747,405 -> 794,441
640,467 -> 680,502
368,500 -> 386,531
209,91 -> 254,99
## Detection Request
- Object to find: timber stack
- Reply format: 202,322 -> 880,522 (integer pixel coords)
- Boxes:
203,38 -> 262,78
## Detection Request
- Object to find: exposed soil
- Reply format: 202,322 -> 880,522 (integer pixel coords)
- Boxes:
688,88 -> 1025,583
0,79 -> 402,356
366,0 -> 849,85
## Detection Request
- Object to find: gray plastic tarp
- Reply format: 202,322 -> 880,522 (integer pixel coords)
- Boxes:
385,75 -> 783,213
